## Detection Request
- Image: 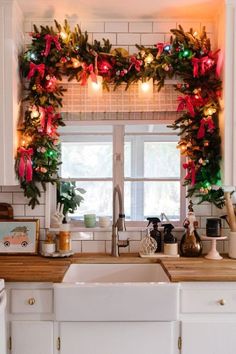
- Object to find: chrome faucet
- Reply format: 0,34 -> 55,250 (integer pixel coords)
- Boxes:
111,185 -> 129,256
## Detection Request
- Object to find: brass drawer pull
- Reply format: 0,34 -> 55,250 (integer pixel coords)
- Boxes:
28,297 -> 36,305
218,299 -> 226,306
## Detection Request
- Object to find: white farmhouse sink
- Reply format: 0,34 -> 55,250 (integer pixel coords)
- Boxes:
62,263 -> 170,283
54,263 -> 179,322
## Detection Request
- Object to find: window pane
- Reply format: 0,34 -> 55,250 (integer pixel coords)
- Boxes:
144,181 -> 180,220
124,181 -> 180,221
68,181 -> 112,219
61,141 -> 112,178
144,142 -> 180,178
124,142 -> 131,177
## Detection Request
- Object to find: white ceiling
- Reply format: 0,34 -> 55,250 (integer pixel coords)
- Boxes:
17,0 -> 222,20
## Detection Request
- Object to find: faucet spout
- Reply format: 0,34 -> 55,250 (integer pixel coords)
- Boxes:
111,185 -> 128,256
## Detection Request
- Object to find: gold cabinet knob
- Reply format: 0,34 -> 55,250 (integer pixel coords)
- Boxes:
218,299 -> 226,306
28,298 -> 36,305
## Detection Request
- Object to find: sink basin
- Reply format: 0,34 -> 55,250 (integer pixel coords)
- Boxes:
54,263 -> 179,322
62,263 -> 170,283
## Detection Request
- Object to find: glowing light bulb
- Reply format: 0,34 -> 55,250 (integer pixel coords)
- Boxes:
60,31 -> 68,41
145,53 -> 154,64
88,76 -> 103,97
30,52 -> 37,61
72,58 -> 80,68
138,79 -> 153,98
31,109 -> 39,118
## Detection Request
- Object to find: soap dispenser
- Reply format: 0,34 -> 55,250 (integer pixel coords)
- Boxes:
180,200 -> 203,257
147,217 -> 162,252
163,224 -> 178,256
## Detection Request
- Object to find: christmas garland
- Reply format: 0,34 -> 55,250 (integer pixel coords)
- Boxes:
16,20 -> 224,208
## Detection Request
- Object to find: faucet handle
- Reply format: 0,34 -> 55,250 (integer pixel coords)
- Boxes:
117,214 -> 126,231
117,238 -> 130,248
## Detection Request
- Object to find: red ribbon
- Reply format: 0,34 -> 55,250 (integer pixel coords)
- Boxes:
183,160 -> 196,186
156,42 -> 170,56
128,56 -> 142,72
40,106 -> 59,135
44,34 -> 61,57
197,116 -> 215,139
191,56 -> 211,78
27,62 -> 45,79
18,147 -> 33,182
209,50 -> 221,77
177,95 -> 195,117
81,64 -> 97,86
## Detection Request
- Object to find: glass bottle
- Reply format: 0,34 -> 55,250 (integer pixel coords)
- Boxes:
180,201 -> 203,257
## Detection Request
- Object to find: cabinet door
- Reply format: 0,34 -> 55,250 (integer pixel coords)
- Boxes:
59,322 -> 179,354
11,321 -> 53,354
182,321 -> 236,354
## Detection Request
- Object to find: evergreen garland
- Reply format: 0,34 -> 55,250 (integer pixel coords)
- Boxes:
16,21 -> 224,209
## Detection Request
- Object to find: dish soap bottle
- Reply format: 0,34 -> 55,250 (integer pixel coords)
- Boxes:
163,224 -> 178,256
147,217 -> 162,252
140,227 -> 157,255
180,201 -> 203,257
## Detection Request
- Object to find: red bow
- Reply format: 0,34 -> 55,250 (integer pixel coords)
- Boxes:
81,64 -> 97,86
18,147 -> 33,182
183,160 -> 196,186
177,96 -> 195,117
40,106 -> 59,135
129,56 -> 142,72
209,50 -> 221,77
44,34 -> 61,57
197,116 -> 215,139
192,56 -> 211,78
27,62 -> 45,79
156,42 -> 170,56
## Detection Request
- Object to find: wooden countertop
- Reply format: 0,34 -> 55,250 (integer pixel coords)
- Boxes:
0,253 -> 236,282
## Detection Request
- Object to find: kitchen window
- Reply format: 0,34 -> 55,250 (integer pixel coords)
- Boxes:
59,123 -> 185,225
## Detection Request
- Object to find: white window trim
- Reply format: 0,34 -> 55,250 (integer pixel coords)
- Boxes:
47,122 -> 186,228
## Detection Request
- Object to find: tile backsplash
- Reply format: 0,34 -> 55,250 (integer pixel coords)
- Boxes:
0,18 -> 225,256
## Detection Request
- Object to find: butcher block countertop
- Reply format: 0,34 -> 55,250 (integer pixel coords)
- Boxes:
0,253 -> 236,282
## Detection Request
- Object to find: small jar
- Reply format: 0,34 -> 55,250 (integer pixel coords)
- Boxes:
42,233 -> 56,254
59,225 -> 71,252
164,243 -> 178,256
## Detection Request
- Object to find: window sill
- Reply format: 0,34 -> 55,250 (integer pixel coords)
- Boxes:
49,226 -> 185,232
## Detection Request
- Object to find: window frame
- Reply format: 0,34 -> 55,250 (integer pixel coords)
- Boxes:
58,122 -> 186,227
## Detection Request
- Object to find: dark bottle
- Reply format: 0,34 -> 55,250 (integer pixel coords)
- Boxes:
180,201 -> 203,257
163,223 -> 176,244
147,217 -> 162,252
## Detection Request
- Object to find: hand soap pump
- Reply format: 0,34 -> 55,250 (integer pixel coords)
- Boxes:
147,217 -> 162,252
163,224 -> 178,256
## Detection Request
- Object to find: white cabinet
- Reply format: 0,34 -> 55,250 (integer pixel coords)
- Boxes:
180,282 -> 236,354
6,283 -> 54,354
11,321 -> 53,354
59,321 -> 179,354
181,321 -> 236,354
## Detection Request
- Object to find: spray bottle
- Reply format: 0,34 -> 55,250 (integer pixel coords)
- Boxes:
146,217 -> 162,252
163,223 -> 178,256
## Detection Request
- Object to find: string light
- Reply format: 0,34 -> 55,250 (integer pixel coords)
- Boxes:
204,107 -> 216,116
138,79 -> 153,97
144,53 -> 154,64
72,58 -> 81,68
87,76 -> 103,97
60,31 -> 68,41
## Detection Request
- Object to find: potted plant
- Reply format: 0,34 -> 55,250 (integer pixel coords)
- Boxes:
57,181 -> 86,223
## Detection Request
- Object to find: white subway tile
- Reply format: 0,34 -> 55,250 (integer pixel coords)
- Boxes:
25,205 -> 45,217
82,241 -> 105,253
2,185 -> 21,192
81,21 -> 105,33
39,229 -> 46,240
105,240 -> 112,253
94,232 -> 111,240
202,240 -> 224,254
129,240 -> 141,253
211,204 -> 227,217
37,217 -> 45,229
12,205 -> 25,217
128,45 -> 140,54
224,240 -> 229,254
72,241 -> 82,252
0,193 -> 13,204
176,21 -> 201,33
129,22 -> 152,33
141,33 -> 164,45
105,22 -> 128,33
193,204 -> 212,216
119,231 -> 141,241
153,22 -> 177,33
12,193 -> 28,204
93,33 -> 116,45
117,33 -> 140,45
71,232 -> 93,240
